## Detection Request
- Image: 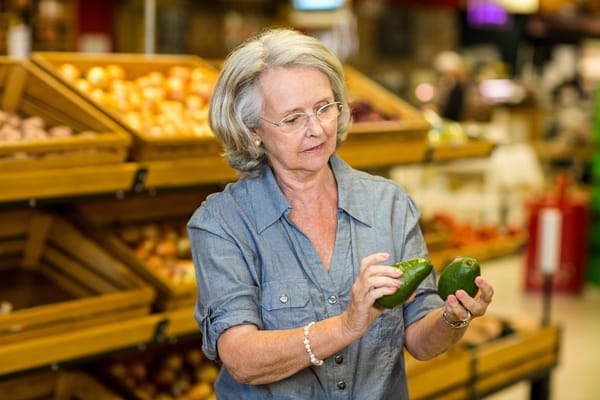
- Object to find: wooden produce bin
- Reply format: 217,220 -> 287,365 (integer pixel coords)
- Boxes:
472,319 -> 560,397
405,316 -> 561,400
92,336 -> 218,400
0,369 -> 121,400
341,65 -> 431,168
0,58 -> 131,173
0,208 -> 155,348
31,52 -> 221,162
69,189 -> 217,312
406,346 -> 472,400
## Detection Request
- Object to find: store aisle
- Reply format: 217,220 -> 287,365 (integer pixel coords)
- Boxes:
480,254 -> 600,400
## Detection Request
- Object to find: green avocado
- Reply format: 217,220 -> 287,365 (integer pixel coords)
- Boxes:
376,258 -> 433,309
437,256 -> 480,301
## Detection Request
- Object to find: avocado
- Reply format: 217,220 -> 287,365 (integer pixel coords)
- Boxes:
437,256 -> 480,301
376,258 -> 433,309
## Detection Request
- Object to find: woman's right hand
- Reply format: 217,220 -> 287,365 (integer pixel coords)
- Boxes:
341,252 -> 403,339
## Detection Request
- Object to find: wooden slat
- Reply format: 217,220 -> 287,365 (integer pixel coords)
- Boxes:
475,324 -> 559,374
22,212 -> 53,269
1,63 -> 27,111
43,248 -> 118,293
406,347 -> 471,399
50,217 -> 151,289
0,288 -> 153,333
338,136 -> 428,168
0,240 -> 24,258
0,313 -> 161,375
162,306 -> 199,337
430,140 -> 496,161
39,261 -> 96,298
0,305 -> 150,346
0,162 -> 139,203
0,370 -> 58,400
0,209 -> 31,238
475,352 -> 557,395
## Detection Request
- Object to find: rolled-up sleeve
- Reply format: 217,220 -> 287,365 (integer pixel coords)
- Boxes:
187,208 -> 263,361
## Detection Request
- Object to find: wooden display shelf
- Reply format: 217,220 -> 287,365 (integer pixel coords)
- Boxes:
473,322 -> 560,397
429,232 -> 527,272
338,135 -> 429,168
0,163 -> 140,204
0,58 -> 131,173
0,307 -> 200,377
0,369 -> 121,400
531,140 -> 594,163
406,346 -> 472,400
0,138 -> 502,204
31,52 -> 220,162
406,317 -> 560,400
429,139 -> 496,162
140,156 -> 236,189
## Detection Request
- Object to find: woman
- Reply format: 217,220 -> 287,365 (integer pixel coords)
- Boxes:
187,28 -> 494,399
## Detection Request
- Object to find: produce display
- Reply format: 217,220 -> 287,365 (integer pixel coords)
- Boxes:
376,258 -> 433,308
437,256 -> 481,300
0,110 -> 97,143
420,212 -> 522,249
104,344 -> 218,400
55,62 -> 217,140
115,220 -> 195,287
349,100 -> 400,122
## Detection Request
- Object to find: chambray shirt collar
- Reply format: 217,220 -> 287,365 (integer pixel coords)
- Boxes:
250,154 -> 374,233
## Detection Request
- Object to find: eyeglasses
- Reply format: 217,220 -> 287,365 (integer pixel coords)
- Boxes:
260,101 -> 343,134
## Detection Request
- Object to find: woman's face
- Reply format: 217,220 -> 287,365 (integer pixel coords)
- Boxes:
254,66 -> 338,179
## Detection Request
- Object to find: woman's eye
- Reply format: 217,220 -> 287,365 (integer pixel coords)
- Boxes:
282,114 -> 302,126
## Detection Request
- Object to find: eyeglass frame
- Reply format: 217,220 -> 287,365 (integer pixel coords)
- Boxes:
259,101 -> 344,134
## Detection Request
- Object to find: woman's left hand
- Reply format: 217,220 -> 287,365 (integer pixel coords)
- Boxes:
444,276 -> 494,322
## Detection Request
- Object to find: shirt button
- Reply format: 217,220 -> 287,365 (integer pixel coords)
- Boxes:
334,355 -> 344,364
279,294 -> 289,303
328,295 -> 337,304
337,381 -> 346,390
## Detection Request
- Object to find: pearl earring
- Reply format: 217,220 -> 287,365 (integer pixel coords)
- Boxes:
254,139 -> 261,147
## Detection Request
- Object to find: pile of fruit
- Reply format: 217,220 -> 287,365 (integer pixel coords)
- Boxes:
349,100 -> 400,122
0,110 -> 94,143
56,63 -> 218,139
421,212 -> 522,249
106,346 -> 218,400
115,221 -> 195,286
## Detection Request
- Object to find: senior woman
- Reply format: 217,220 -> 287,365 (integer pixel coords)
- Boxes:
187,27 -> 494,399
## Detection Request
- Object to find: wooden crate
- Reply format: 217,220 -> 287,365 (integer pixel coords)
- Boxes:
340,65 -> 431,167
472,320 -> 561,397
405,316 -> 560,400
94,336 -> 217,400
31,52 -> 221,161
406,346 -> 472,400
0,209 -> 155,345
0,58 -> 131,172
0,369 -> 122,400
69,188 -> 218,311
345,65 -> 430,138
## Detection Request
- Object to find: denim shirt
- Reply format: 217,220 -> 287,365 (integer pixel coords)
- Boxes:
187,155 -> 444,400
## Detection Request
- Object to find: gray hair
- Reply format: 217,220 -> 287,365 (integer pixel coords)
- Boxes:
208,28 -> 351,179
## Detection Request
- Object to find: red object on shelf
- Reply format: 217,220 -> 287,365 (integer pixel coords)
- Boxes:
524,174 -> 590,294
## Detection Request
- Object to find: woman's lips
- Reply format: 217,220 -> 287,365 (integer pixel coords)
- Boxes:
303,143 -> 324,153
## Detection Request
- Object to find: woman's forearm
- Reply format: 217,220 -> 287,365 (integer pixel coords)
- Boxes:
217,313 -> 359,385
404,307 -> 467,360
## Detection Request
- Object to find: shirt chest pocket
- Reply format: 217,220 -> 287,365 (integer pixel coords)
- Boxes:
261,280 -> 312,330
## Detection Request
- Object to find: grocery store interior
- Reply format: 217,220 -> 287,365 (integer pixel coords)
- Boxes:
0,0 -> 599,399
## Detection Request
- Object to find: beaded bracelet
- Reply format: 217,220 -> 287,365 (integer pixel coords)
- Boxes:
303,321 -> 324,366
